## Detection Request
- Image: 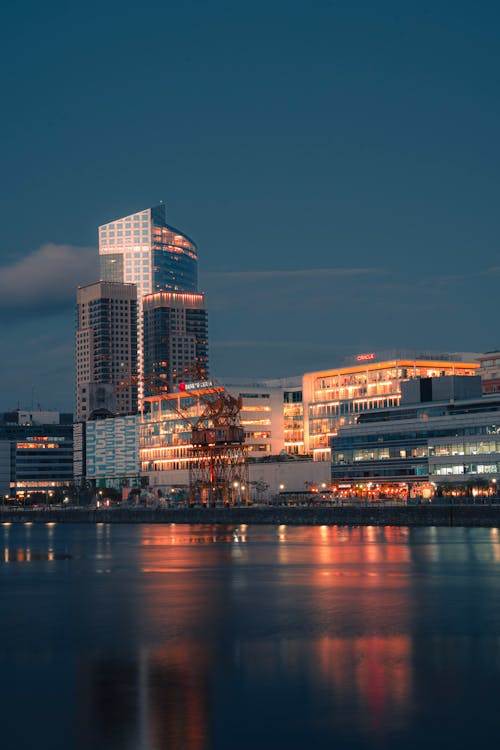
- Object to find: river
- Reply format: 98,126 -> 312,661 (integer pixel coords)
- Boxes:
1,523 -> 500,749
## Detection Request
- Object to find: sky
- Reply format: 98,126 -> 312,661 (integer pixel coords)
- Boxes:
1,0 -> 500,411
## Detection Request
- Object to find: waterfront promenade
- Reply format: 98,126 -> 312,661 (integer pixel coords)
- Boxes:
2,504 -> 500,526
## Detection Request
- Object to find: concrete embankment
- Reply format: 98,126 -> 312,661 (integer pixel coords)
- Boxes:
1,505 -> 500,526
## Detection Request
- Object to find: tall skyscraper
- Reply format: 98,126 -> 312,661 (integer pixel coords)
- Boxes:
143,292 -> 209,391
98,203 -> 198,296
98,204 -> 201,396
76,281 -> 138,421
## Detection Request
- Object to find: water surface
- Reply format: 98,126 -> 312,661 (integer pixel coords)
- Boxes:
1,523 -> 500,749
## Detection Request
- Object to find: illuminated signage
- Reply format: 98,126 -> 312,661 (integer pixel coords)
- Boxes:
26,436 -> 66,442
17,442 -> 60,449
356,353 -> 375,362
180,380 -> 214,392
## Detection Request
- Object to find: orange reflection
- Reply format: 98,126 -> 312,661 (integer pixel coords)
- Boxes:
145,643 -> 210,750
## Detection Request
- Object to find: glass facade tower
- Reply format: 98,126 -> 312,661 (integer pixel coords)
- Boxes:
98,203 -> 198,295
143,292 -> 208,392
98,204 -> 200,400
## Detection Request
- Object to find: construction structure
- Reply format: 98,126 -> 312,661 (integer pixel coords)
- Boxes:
190,388 -> 249,506
140,381 -> 249,506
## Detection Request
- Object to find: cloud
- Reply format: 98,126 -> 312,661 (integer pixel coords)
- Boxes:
422,265 -> 500,287
0,243 -> 97,314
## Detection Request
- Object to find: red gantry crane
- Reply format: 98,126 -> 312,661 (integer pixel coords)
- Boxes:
117,370 -> 250,506
189,385 -> 249,507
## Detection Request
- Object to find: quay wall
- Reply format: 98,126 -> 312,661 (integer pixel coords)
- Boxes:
2,505 -> 500,526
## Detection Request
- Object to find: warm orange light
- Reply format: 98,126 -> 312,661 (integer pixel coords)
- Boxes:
304,359 -> 479,381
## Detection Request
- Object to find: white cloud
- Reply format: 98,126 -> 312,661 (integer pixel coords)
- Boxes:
0,243 -> 97,311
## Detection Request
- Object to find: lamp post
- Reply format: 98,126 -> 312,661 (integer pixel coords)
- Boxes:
279,484 -> 285,504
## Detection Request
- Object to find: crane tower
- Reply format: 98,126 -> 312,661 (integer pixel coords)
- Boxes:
189,388 -> 249,506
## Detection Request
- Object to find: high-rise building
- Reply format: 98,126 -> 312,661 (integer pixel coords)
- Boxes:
98,203 -> 198,295
143,291 -> 208,390
76,281 -> 138,421
98,204 -> 200,395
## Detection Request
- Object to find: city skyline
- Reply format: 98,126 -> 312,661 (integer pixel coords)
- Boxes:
2,1 -> 500,410
1,211 -> 499,412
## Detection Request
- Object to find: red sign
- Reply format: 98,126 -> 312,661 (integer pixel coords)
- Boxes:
179,382 -> 186,392
356,353 -> 375,362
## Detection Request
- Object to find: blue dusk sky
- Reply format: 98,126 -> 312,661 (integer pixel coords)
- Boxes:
1,0 -> 499,411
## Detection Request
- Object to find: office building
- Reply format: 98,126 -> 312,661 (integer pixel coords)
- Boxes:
76,281 -> 138,421
303,351 -> 479,461
283,386 -> 304,455
76,415 -> 141,492
221,382 -> 285,456
139,381 -> 325,498
478,351 -> 500,394
331,375 -> 500,498
98,203 -> 198,295
0,410 -> 73,499
248,376 -> 304,455
143,291 -> 208,391
98,204 -> 199,394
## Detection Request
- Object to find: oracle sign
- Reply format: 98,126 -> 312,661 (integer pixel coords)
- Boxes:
356,353 -> 375,362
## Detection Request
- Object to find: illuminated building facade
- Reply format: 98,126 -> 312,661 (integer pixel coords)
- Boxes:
303,352 -> 479,461
0,410 -> 73,498
331,376 -> 500,497
223,383 -> 285,456
143,292 -> 208,391
98,203 -> 198,295
246,376 -> 304,456
140,383 -> 317,496
82,415 -> 141,490
477,351 -> 500,394
98,204 -> 199,395
140,386 -> 219,481
283,387 -> 304,454
76,281 -> 138,421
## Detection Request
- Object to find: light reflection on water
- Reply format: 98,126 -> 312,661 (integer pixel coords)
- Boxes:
1,523 -> 500,750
